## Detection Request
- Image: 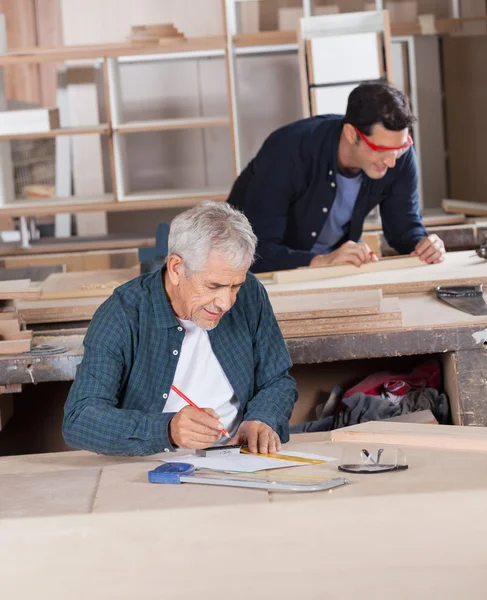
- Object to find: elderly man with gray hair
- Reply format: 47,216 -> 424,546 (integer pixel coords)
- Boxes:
63,201 -> 298,456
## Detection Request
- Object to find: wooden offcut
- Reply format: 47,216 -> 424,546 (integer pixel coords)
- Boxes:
273,255 -> 424,285
16,297 -> 106,324
442,198 -> 487,217
331,421 -> 487,452
0,280 -> 40,300
278,297 -> 402,338
270,289 -> 383,321
40,267 -> 139,300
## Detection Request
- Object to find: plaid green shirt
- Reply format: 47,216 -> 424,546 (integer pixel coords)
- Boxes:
63,269 -> 298,456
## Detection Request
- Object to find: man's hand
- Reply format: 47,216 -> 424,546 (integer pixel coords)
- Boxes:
310,241 -> 379,269
413,234 -> 445,264
231,420 -> 281,454
169,406 -> 223,449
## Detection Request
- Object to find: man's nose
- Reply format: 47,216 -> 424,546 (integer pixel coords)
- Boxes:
384,154 -> 397,168
214,289 -> 233,312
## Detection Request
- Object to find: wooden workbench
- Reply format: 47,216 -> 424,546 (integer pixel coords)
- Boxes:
1,429 -> 487,598
0,293 -> 486,425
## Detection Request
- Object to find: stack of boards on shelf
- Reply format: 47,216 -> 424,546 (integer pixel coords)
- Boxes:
15,267 -> 139,325
270,289 -> 401,338
0,280 -> 40,354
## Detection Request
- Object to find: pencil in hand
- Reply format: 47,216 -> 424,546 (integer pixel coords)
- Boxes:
170,385 -> 230,438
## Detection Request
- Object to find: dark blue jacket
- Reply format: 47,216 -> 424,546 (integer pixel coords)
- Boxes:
228,115 -> 428,273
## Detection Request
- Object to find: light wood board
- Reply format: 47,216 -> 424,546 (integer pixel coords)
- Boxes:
40,267 -> 139,300
2,248 -> 140,272
0,279 -> 41,300
0,338 -> 31,354
278,297 -> 402,338
332,421 -> 487,452
0,318 -> 20,335
443,198 -> 487,217
273,255 -> 424,285
16,297 -> 106,324
270,289 -> 383,321
265,252 -> 487,296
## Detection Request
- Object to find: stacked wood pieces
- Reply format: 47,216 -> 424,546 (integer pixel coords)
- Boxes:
130,24 -> 187,45
15,267 -> 139,325
39,267 -> 140,300
270,289 -> 403,339
0,280 -> 39,354
15,297 -> 105,325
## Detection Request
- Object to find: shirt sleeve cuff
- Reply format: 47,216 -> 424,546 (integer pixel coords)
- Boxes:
149,412 -> 177,454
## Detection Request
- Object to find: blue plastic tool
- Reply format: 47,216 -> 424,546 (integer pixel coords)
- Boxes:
148,462 -> 195,484
148,462 -> 348,492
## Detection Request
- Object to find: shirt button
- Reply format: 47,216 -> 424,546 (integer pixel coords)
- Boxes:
173,350 -> 178,356
330,182 -> 336,188
177,327 -> 183,332
329,170 -> 333,176
311,231 -> 317,237
322,207 -> 328,213
163,393 -> 168,399
164,448 -> 170,452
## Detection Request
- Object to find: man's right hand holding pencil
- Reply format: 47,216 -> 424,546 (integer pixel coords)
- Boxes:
169,406 -> 225,449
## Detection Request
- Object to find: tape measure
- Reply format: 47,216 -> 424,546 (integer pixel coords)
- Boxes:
240,448 -> 327,465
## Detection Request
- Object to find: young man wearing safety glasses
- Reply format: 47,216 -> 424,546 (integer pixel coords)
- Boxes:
228,80 -> 445,273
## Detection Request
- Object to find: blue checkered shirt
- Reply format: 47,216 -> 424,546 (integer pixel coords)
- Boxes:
63,269 -> 298,456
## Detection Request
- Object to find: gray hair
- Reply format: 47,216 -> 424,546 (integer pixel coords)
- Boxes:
168,200 -> 257,274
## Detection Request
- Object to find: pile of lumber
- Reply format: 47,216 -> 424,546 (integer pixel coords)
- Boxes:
15,267 -> 139,325
0,280 -> 40,354
129,24 -> 186,45
270,289 -> 402,338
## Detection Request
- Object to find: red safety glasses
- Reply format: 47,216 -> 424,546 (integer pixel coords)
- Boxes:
354,126 -> 413,156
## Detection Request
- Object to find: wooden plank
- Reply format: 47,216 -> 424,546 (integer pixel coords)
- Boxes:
0,235 -> 154,256
0,279 -> 40,299
0,0 -> 41,104
270,289 -> 383,322
40,267 -> 139,300
363,209 -> 467,231
265,251 -> 487,296
0,338 -> 31,354
16,296 -> 106,323
331,421 -> 487,452
3,248 -> 139,271
0,265 -> 65,281
0,330 -> 32,341
278,297 -> 402,338
0,318 -> 20,335
443,198 -> 487,217
273,255 -> 424,285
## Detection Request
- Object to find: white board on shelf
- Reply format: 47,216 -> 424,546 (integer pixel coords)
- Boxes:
311,84 -> 356,115
308,33 -> 382,85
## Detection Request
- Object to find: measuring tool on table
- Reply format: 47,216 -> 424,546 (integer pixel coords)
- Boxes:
239,448 -> 327,465
148,463 -> 348,493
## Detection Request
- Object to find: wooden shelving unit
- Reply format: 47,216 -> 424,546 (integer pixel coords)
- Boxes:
0,2 -> 236,219
0,0 -> 485,220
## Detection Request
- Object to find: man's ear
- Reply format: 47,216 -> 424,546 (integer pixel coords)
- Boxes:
166,254 -> 184,285
342,123 -> 358,145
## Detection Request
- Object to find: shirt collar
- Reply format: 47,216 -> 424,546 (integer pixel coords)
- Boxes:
327,118 -> 344,180
150,268 -> 180,330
